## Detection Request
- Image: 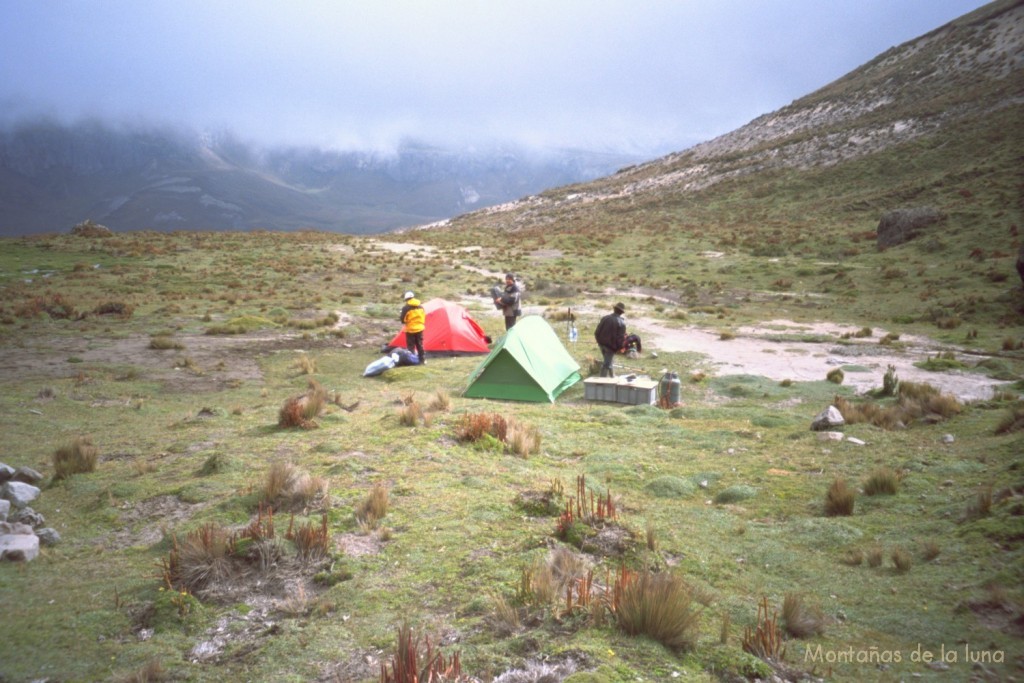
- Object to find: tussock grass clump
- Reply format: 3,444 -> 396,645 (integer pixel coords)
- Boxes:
781,593 -> 826,638
149,335 -> 184,350
455,412 -> 508,443
921,540 -> 941,561
867,546 -> 884,568
824,478 -> 855,516
505,419 -> 542,458
294,354 -> 317,375
278,380 -> 328,429
355,483 -> 389,530
964,486 -> 994,521
427,389 -> 452,412
261,461 -> 327,509
614,569 -> 700,652
994,403 -> 1024,434
840,549 -> 864,566
826,368 -> 845,384
52,435 -> 99,480
891,547 -> 913,573
834,381 -> 961,430
397,400 -> 423,427
863,467 -> 901,495
288,514 -> 330,562
113,658 -> 166,683
92,302 -> 134,319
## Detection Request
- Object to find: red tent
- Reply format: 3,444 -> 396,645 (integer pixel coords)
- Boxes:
389,298 -> 491,354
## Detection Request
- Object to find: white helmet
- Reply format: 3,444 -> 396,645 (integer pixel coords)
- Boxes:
403,291 -> 415,300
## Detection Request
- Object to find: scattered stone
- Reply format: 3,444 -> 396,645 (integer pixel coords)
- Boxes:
811,406 -> 845,431
0,499 -> 9,521
817,431 -> 844,441
13,466 -> 43,485
1,481 -> 41,509
846,437 -> 867,446
0,463 -> 14,483
36,528 -> 61,546
942,434 -> 955,444
13,507 -> 44,527
0,531 -> 40,562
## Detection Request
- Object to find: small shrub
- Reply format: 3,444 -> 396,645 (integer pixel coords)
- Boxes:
863,467 -> 900,495
824,478 -> 855,516
614,570 -> 700,652
781,593 -> 826,638
714,485 -> 757,504
53,436 -> 99,480
891,547 -> 913,573
826,368 -> 845,384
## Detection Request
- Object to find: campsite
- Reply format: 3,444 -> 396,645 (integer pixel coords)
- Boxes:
1,2 -> 1023,681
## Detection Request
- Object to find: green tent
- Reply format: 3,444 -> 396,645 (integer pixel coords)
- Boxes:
463,315 -> 581,402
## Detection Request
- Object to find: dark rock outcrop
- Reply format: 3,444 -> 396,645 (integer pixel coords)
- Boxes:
876,207 -> 945,249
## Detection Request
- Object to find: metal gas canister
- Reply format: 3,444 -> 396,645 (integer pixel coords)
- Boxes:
660,371 -> 682,406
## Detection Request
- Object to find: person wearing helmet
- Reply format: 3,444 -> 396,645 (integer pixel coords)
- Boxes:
399,291 -> 426,364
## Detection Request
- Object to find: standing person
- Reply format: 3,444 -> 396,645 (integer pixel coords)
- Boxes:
594,302 -> 627,378
400,291 -> 426,365
494,273 -> 521,330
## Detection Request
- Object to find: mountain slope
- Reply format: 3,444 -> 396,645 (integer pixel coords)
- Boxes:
430,0 -> 1023,238
0,123 -> 640,236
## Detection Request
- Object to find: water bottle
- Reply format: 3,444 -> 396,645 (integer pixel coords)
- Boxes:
568,324 -> 578,343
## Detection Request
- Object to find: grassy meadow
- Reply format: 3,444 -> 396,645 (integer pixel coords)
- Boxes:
0,220 -> 1022,683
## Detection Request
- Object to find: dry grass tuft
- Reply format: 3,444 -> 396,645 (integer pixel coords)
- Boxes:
113,659 -> 166,683
278,380 -> 327,428
427,389 -> 452,412
781,593 -> 826,638
355,483 -> 389,530
867,546 -> 884,568
294,354 -> 317,375
380,623 -> 464,683
921,539 -> 941,562
53,435 -> 99,480
505,418 -> 542,458
840,549 -> 864,566
261,461 -> 327,509
614,569 -> 700,652
995,403 -> 1024,434
824,478 -> 855,516
891,547 -> 913,573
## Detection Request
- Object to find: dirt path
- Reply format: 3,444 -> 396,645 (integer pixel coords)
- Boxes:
629,317 -> 1008,402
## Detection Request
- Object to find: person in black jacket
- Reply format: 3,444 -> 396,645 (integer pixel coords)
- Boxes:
594,302 -> 626,377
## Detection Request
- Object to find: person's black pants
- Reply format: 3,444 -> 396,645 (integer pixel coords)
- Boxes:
599,345 -> 616,377
504,316 -> 517,330
406,332 -> 424,363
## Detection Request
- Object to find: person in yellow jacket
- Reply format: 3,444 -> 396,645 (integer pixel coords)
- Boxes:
399,291 -> 426,364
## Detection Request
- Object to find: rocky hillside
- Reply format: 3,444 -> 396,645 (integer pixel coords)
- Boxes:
431,0 -> 1023,235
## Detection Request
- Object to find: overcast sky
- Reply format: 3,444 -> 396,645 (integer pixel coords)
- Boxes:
0,0 -> 990,156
